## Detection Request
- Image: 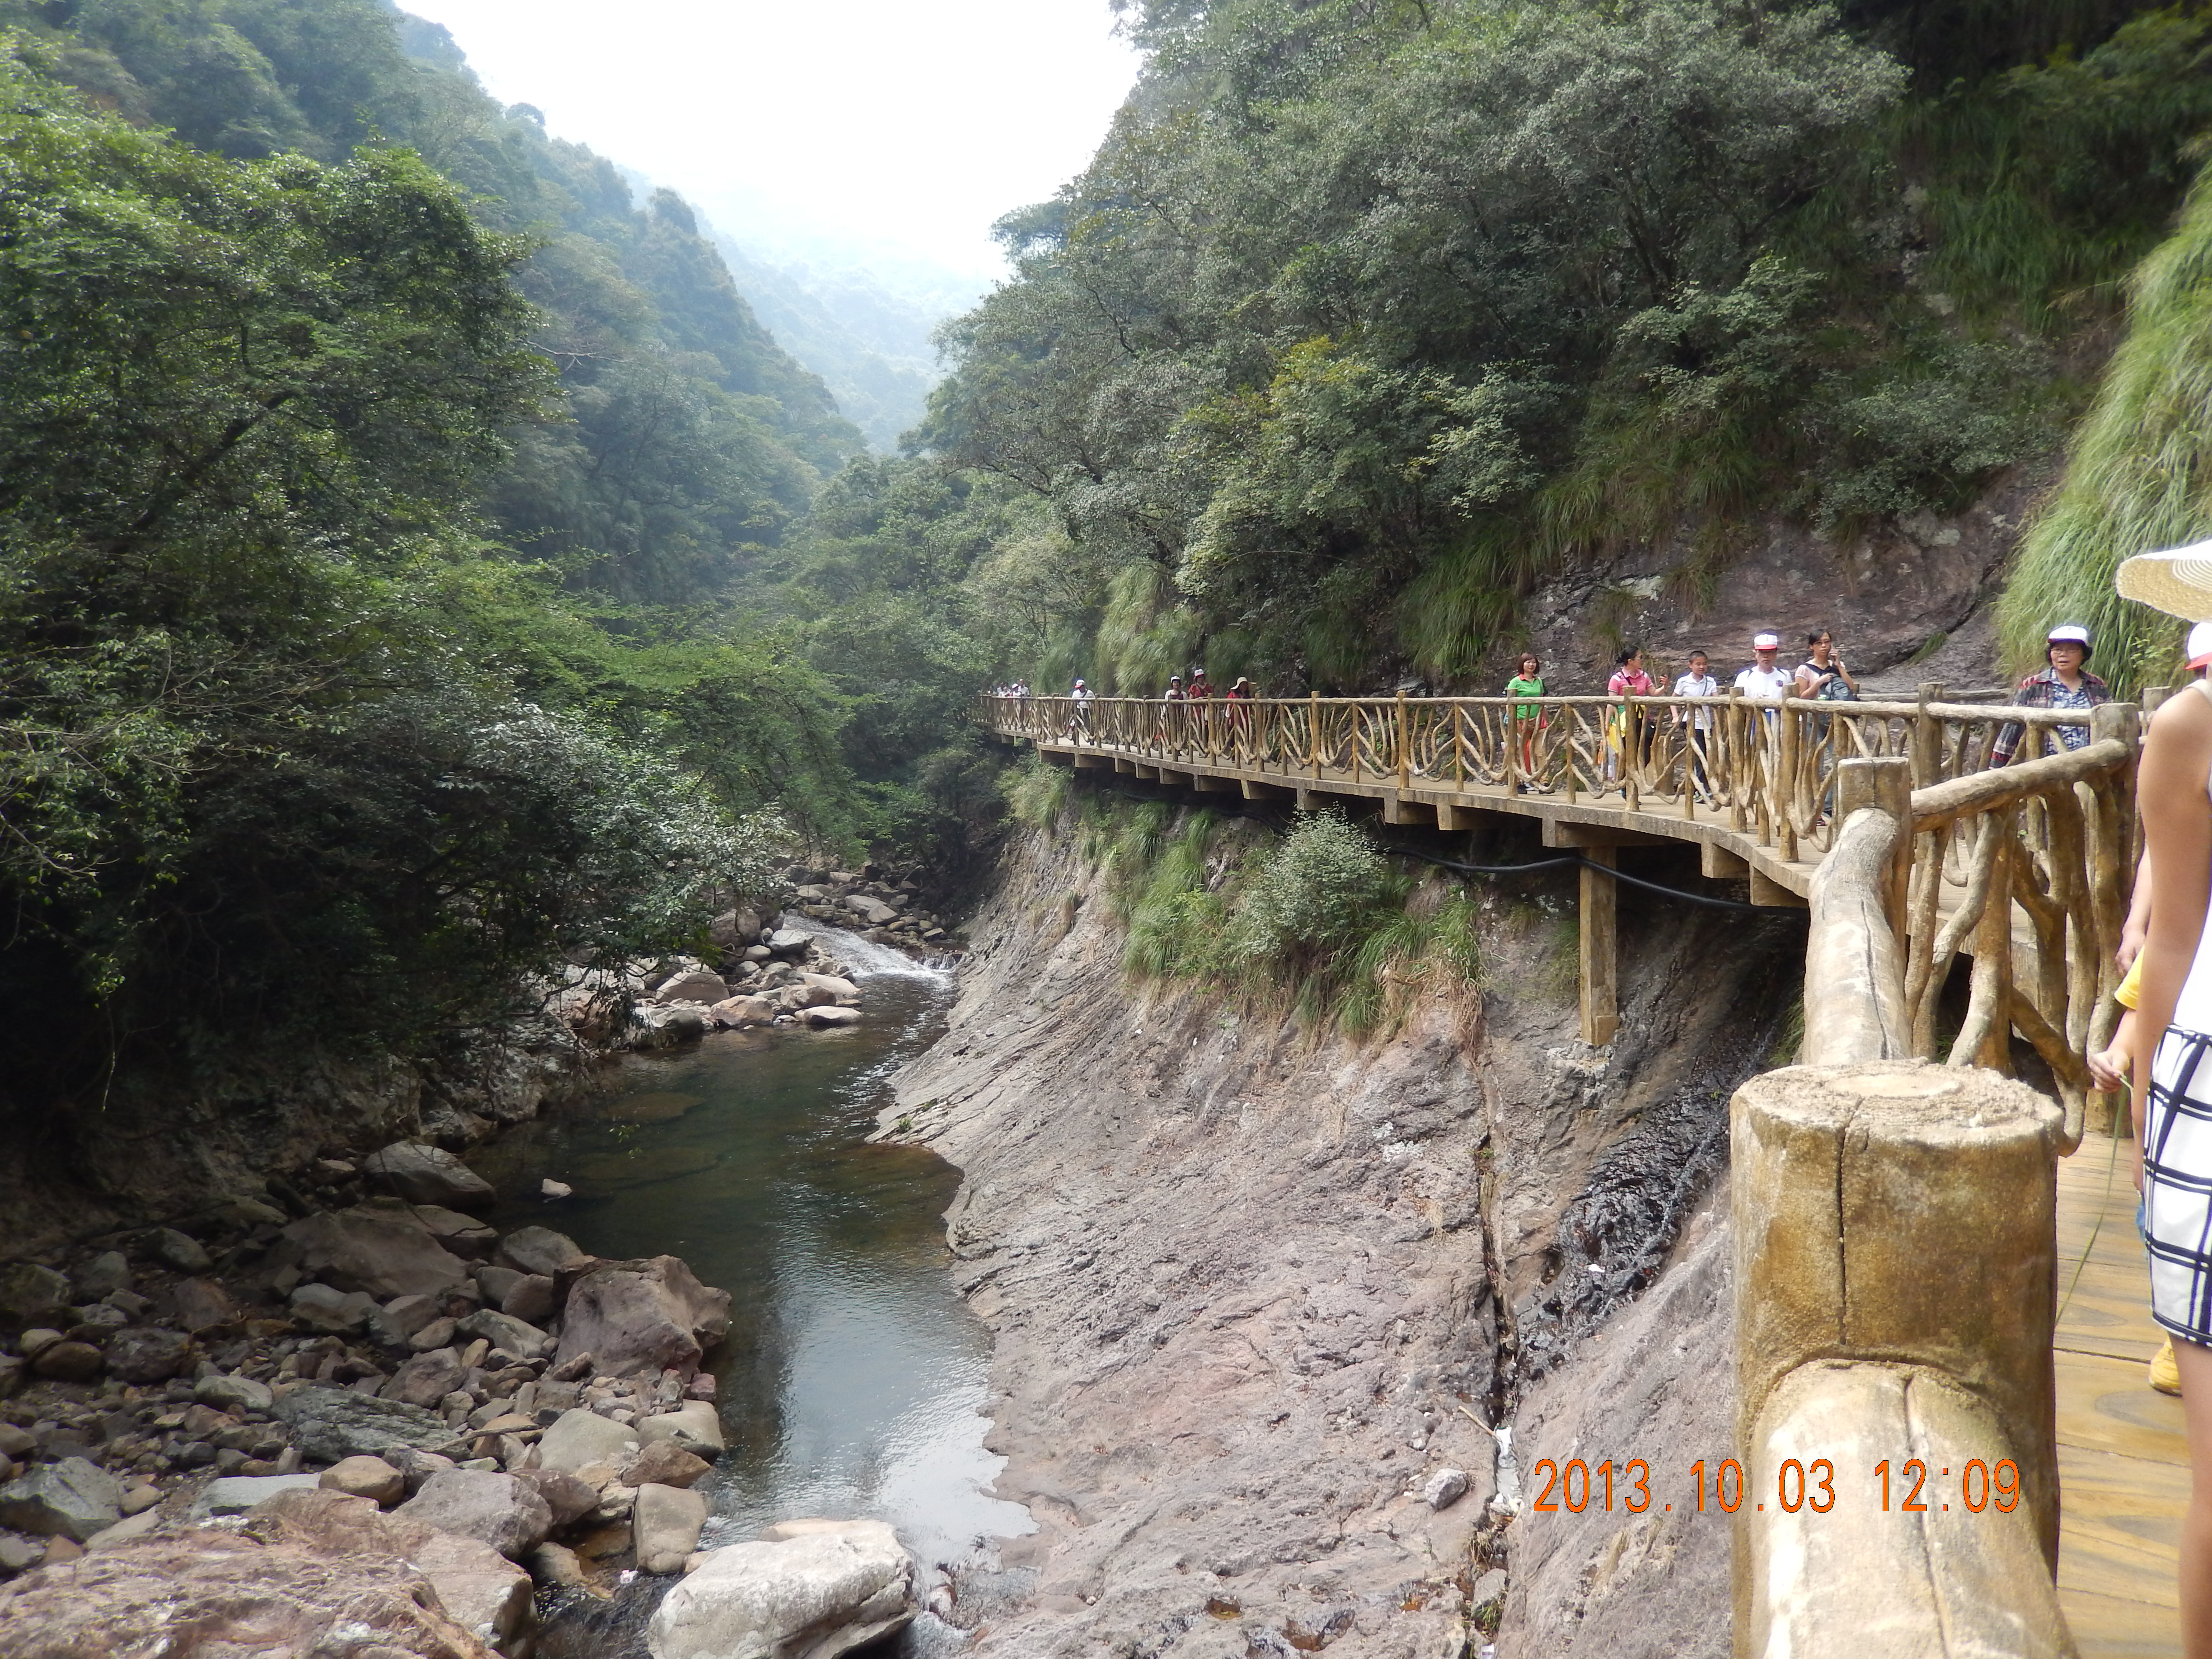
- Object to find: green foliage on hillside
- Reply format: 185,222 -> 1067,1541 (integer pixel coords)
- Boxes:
0,46 -> 820,1120
2001,159 -> 2212,694
913,0 -> 2212,693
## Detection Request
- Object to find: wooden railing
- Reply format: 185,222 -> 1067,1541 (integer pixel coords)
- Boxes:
987,690 -> 2106,858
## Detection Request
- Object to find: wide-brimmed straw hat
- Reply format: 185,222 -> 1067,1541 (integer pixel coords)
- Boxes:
2117,537 -> 2212,620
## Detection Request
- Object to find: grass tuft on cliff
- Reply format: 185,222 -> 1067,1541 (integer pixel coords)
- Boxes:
2001,156 -> 2212,696
1059,794 -> 1481,1037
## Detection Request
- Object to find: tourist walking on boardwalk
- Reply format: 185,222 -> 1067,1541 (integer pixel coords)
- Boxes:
1793,630 -> 1859,700
1067,676 -> 1093,738
1606,646 -> 1655,791
2113,542 -> 2212,1656
1734,632 -> 1791,699
1505,652 -> 1547,790
1188,666 -> 1212,699
1991,623 -> 2110,764
1225,675 -> 1253,746
1673,649 -> 1720,803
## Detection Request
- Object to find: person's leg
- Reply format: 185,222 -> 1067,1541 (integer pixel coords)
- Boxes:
2174,1336 -> 2212,1656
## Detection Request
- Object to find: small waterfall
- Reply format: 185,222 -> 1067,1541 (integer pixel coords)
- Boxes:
809,923 -> 958,980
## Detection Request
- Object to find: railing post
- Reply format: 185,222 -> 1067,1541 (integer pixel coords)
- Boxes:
1457,702 -> 1469,791
1732,1062 -> 2068,1657
1309,690 -> 1320,784
1397,688 -> 1410,792
1579,847 -> 1618,1047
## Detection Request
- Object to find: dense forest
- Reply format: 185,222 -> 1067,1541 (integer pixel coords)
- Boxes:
5,0 -> 2212,1127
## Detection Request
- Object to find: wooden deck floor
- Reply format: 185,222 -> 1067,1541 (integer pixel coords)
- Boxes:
2055,1132 -> 2190,1657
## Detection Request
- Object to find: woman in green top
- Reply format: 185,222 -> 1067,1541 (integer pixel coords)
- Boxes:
1505,652 -> 1548,790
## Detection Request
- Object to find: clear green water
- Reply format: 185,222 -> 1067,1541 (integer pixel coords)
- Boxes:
473,937 -> 1030,1577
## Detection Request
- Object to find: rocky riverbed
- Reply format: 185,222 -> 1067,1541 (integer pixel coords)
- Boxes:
0,1133 -> 927,1657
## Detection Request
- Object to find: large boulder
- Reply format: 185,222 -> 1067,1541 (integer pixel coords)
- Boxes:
0,1457 -> 122,1541
647,1522 -> 914,1659
708,994 -> 776,1028
511,1468 -> 599,1529
275,1387 -> 468,1463
191,1473 -> 323,1518
654,970 -> 732,1007
633,1483 -> 708,1575
799,972 -> 862,1005
195,1371 -> 275,1415
282,1207 -> 473,1302
637,1401 -> 725,1457
390,1469 -> 551,1563
387,1515 -> 535,1654
842,894 -> 897,927
802,1007 -> 863,1029
361,1143 -> 497,1212
0,1263 -> 72,1325
708,908 -> 763,949
764,928 -> 812,956
535,1409 -> 639,1478
0,1518 -> 491,1659
496,1226 -> 587,1279
291,1282 -> 381,1334
556,1257 -> 731,1378
629,1004 -> 708,1048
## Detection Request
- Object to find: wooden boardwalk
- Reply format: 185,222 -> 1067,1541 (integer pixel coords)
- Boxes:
2055,1132 -> 2190,1657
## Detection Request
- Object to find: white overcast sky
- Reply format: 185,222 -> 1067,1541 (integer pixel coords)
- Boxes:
397,0 -> 1140,279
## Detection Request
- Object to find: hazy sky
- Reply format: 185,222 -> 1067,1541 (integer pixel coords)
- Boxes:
398,0 -> 1140,279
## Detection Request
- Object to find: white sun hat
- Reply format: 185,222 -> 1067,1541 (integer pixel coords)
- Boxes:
2045,623 -> 2092,648
2117,537 -> 2212,620
1753,632 -> 1780,650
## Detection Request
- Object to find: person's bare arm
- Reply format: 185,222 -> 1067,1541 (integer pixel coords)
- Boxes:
2120,850 -> 2153,972
2130,689 -> 2212,1191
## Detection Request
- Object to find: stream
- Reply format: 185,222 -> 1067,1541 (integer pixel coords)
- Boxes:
469,928 -> 1029,1649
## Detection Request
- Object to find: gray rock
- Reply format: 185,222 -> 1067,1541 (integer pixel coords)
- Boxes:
195,1372 -> 276,1415
636,1401 -> 725,1456
556,1257 -> 731,1378
497,1226 -> 587,1279
500,1275 -> 557,1326
281,1207 -> 473,1302
403,1205 -> 499,1259
274,1387 -> 467,1462
70,1252 -> 131,1302
189,1472 -> 322,1518
628,1003 -> 708,1047
456,1308 -> 550,1361
360,1142 -> 496,1211
648,1523 -> 914,1659
0,1263 -> 72,1324
539,1180 -> 573,1200
371,1293 -> 445,1346
536,1408 -> 639,1477
386,1515 -> 537,1652
380,1347 -> 469,1410
290,1282 -> 380,1334
513,1468 -> 599,1529
388,1446 -> 458,1494
633,1482 -> 708,1574
0,1532 -> 42,1573
1422,1467 -> 1469,1511
103,1326 -> 192,1384
390,1468 -> 552,1561
474,1265 -> 526,1306
145,1228 -> 213,1273
165,1277 -> 235,1332
0,1457 -> 122,1540
32,1340 -> 103,1382
408,1317 -> 459,1353
764,928 -> 813,956
842,895 -> 897,926
803,1006 -> 863,1028
655,969 -> 732,1006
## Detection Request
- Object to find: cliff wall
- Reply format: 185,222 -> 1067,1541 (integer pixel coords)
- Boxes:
883,802 -> 1803,1658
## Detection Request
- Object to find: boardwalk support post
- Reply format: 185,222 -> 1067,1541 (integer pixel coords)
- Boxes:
1732,1062 -> 2072,1658
1579,847 -> 1618,1047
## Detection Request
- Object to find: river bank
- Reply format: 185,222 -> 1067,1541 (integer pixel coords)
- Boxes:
876,804 -> 1801,1659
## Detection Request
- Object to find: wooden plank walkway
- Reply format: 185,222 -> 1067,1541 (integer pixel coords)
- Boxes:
2055,1132 -> 2189,1657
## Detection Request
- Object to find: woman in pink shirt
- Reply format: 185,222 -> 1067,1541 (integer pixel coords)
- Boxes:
1606,646 -> 1656,791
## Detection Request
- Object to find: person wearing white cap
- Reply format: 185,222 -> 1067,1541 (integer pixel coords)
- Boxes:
1988,623 -> 2109,765
2109,536 -> 2212,1635
1733,632 -> 1790,700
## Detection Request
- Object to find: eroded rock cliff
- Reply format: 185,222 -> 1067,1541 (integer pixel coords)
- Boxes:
883,804 -> 1801,1658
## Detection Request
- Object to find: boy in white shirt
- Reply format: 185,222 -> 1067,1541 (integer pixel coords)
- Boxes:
1673,650 -> 1719,802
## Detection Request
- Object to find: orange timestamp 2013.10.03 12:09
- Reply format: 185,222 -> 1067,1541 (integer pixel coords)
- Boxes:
1525,1455 -> 2025,1517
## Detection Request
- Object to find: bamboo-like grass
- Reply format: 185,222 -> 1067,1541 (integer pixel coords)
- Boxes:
2000,161 -> 2212,696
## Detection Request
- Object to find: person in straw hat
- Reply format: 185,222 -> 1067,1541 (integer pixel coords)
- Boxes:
2114,539 -> 2212,1650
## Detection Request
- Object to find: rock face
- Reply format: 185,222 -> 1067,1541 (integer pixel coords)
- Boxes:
276,1386 -> 468,1463
649,1522 -> 914,1659
391,1469 -> 552,1562
881,813 -> 1795,1659
283,1206 -> 473,1301
0,1457 -> 122,1540
555,1257 -> 731,1378
362,1142 -> 497,1210
0,1523 -> 491,1658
